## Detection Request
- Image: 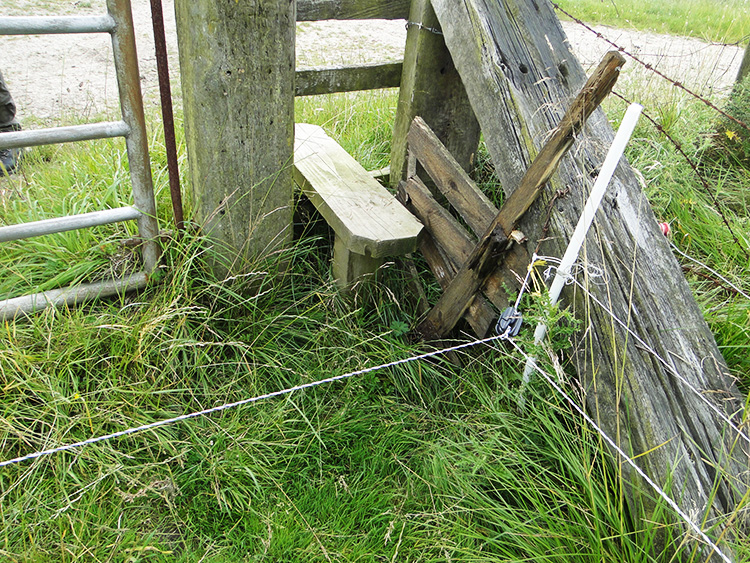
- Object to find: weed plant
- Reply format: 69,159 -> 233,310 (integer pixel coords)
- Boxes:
0,61 -> 749,563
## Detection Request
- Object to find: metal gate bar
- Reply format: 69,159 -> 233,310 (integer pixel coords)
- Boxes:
0,0 -> 159,320
0,207 -> 142,243
0,15 -> 115,35
0,122 -> 130,148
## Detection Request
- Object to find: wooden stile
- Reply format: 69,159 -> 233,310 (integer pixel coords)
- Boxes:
416,52 -> 625,340
294,123 -> 422,287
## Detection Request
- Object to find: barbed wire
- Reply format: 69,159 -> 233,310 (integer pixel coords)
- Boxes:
551,1 -> 750,134
541,5 -> 750,260
612,91 -> 750,260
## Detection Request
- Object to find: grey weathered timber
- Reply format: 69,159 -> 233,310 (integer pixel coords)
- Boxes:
416,52 -> 624,340
174,0 -> 294,275
432,0 -> 749,556
296,62 -> 402,96
737,42 -> 750,84
294,124 -> 422,287
390,0 -> 480,188
297,0 -> 409,20
398,177 -> 496,336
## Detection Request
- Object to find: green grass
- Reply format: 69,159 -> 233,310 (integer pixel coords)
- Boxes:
2,11 -> 750,562
0,86 -> 747,561
555,0 -> 750,44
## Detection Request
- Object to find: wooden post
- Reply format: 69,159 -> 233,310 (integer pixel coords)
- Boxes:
174,0 -> 295,275
390,0 -> 480,187
431,0 -> 749,558
736,42 -> 750,85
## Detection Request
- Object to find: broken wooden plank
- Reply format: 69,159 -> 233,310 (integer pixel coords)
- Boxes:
399,176 -> 510,317
399,177 -> 475,260
407,116 -> 496,233
399,179 -> 496,336
406,117 -> 532,316
416,52 -> 625,340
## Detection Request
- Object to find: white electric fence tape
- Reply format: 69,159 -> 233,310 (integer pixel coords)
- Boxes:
522,103 -> 643,383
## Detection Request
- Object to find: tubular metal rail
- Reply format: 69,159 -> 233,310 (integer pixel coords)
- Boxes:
0,0 -> 159,320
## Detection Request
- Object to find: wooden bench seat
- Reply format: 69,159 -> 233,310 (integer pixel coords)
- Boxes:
294,123 -> 423,286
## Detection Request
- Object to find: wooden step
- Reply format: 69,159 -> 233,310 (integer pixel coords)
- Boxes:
294,123 -> 423,286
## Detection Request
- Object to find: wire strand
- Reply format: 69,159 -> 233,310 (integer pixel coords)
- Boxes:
529,256 -> 750,447
564,272 -> 750,446
501,337 -> 735,563
670,242 -> 750,301
0,334 -> 504,469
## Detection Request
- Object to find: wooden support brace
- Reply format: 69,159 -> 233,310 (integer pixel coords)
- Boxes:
415,51 -> 626,340
398,176 -> 497,336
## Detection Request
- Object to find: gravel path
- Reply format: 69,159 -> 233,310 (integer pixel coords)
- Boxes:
0,0 -> 744,122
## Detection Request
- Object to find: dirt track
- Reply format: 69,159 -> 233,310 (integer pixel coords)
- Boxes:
0,0 -> 744,122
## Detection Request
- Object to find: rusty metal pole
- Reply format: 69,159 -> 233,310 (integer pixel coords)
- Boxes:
149,0 -> 184,232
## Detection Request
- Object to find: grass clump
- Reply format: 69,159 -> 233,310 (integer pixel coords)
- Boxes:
714,73 -> 750,166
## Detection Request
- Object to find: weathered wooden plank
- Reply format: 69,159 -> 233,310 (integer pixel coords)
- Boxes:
416,52 -> 624,340
295,62 -> 402,96
419,233 -> 496,337
398,179 -> 496,336
432,0 -> 749,556
174,0 -> 294,275
390,0 -> 480,187
400,177 -> 476,260
407,116 -> 496,234
406,116 -> 532,312
294,123 -> 422,259
297,0 -> 410,21
399,175 -> 511,315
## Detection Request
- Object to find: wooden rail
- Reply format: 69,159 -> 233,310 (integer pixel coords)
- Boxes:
295,0 -> 409,96
296,62 -> 402,96
297,0 -> 410,21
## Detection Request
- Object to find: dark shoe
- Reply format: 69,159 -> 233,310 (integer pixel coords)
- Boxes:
0,123 -> 22,176
0,146 -> 21,176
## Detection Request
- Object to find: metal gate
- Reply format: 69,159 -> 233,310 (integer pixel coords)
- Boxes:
0,0 -> 159,320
